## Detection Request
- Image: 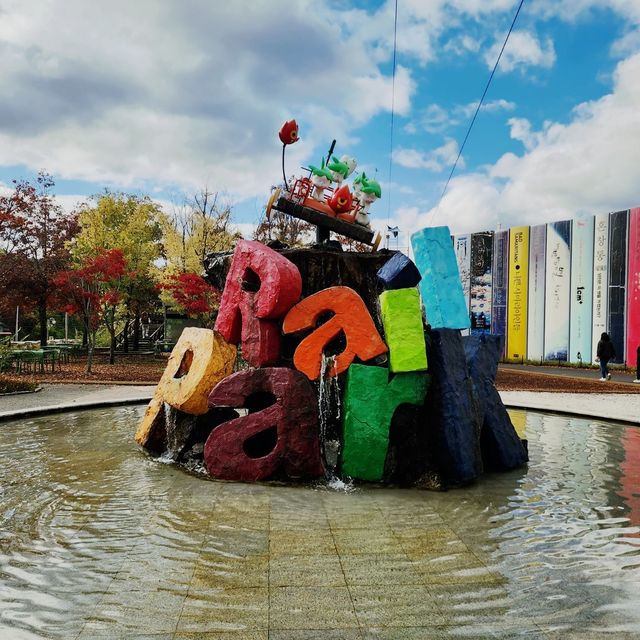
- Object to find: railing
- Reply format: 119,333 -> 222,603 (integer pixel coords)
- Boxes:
115,322 -> 163,350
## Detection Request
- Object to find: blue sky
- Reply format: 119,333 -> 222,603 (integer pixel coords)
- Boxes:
1,0 -> 639,251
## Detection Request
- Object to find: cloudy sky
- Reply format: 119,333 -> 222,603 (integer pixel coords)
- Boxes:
1,0 -> 640,249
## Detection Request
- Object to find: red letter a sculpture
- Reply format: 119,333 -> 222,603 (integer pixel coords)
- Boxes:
214,240 -> 302,367
204,368 -> 324,482
283,286 -> 388,380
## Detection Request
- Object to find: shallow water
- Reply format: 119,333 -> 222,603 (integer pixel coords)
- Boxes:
0,406 -> 639,638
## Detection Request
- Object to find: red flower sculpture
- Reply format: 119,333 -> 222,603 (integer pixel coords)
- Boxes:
328,184 -> 353,214
278,119 -> 299,145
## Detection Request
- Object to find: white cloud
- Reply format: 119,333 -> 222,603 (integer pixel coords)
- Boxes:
0,0 -> 421,202
393,140 -> 461,172
406,98 -> 516,135
455,98 -> 517,119
485,30 -> 556,72
397,51 -> 640,236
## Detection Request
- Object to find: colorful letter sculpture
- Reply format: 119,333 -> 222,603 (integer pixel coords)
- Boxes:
136,238 -> 527,489
379,288 -> 427,373
204,368 -> 324,482
463,334 -> 529,470
427,328 -> 483,485
214,240 -> 302,367
341,365 -> 428,481
282,286 -> 387,380
135,328 -> 236,448
411,226 -> 471,330
376,251 -> 422,290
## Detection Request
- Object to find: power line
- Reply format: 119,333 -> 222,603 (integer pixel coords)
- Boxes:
386,0 -> 399,228
438,0 -> 526,207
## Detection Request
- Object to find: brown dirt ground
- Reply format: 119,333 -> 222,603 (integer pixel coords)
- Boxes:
23,353 -> 167,384
9,353 -> 640,393
496,368 -> 640,394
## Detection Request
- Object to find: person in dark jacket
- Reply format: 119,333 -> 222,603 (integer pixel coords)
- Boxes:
596,332 -> 615,380
635,345 -> 640,383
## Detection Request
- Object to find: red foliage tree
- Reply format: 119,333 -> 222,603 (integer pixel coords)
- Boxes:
54,249 -> 129,372
160,272 -> 220,324
0,172 -> 78,345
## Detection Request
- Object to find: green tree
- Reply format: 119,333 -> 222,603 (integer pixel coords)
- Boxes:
73,193 -> 162,362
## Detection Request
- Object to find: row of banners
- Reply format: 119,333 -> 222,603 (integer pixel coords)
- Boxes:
452,207 -> 640,367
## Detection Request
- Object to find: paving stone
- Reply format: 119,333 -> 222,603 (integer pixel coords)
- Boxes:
176,587 -> 269,633
350,584 -> 447,627
340,553 -> 423,586
269,586 -> 359,630
269,554 -> 347,587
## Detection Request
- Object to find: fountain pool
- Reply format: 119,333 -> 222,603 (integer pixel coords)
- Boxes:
1,405 -> 640,638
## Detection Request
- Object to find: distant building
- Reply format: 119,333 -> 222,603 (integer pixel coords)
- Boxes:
453,207 -> 640,367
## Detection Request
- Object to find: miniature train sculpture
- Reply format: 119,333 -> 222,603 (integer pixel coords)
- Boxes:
135,231 -> 528,487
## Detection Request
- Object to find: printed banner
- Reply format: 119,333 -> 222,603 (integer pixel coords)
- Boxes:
592,213 -> 609,363
569,218 -> 594,363
492,229 -> 509,358
454,234 -> 471,336
470,232 -> 493,335
626,208 -> 640,369
527,224 -> 546,362
507,226 -> 529,362
608,209 -> 628,363
544,220 -> 571,361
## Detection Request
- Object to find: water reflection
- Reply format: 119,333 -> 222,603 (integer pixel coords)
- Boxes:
0,406 -> 639,637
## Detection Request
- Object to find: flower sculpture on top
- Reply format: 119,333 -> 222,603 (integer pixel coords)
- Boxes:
269,119 -> 383,249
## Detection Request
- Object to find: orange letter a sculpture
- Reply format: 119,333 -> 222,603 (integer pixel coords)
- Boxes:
282,286 -> 388,380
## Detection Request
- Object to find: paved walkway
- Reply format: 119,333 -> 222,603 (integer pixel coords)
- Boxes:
0,384 -> 155,421
1,381 -> 639,425
501,362 -> 639,383
500,391 -> 640,424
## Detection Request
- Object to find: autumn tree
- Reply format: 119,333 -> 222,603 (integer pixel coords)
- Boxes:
160,272 -> 220,327
54,249 -> 128,373
159,189 -> 241,275
253,209 -> 314,247
73,193 -> 163,354
0,172 -> 78,345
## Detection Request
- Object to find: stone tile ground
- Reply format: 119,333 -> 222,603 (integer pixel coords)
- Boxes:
67,484 -> 584,639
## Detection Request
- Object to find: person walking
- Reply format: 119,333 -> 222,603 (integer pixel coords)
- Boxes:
635,344 -> 640,383
596,332 -> 615,381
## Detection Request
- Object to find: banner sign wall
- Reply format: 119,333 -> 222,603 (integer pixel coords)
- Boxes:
592,213 -> 609,363
626,208 -> 640,368
470,232 -> 493,335
569,218 -> 594,364
527,224 -> 546,362
544,220 -> 571,361
608,210 -> 628,363
507,227 -> 529,362
454,234 -> 471,336
492,229 -> 509,358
